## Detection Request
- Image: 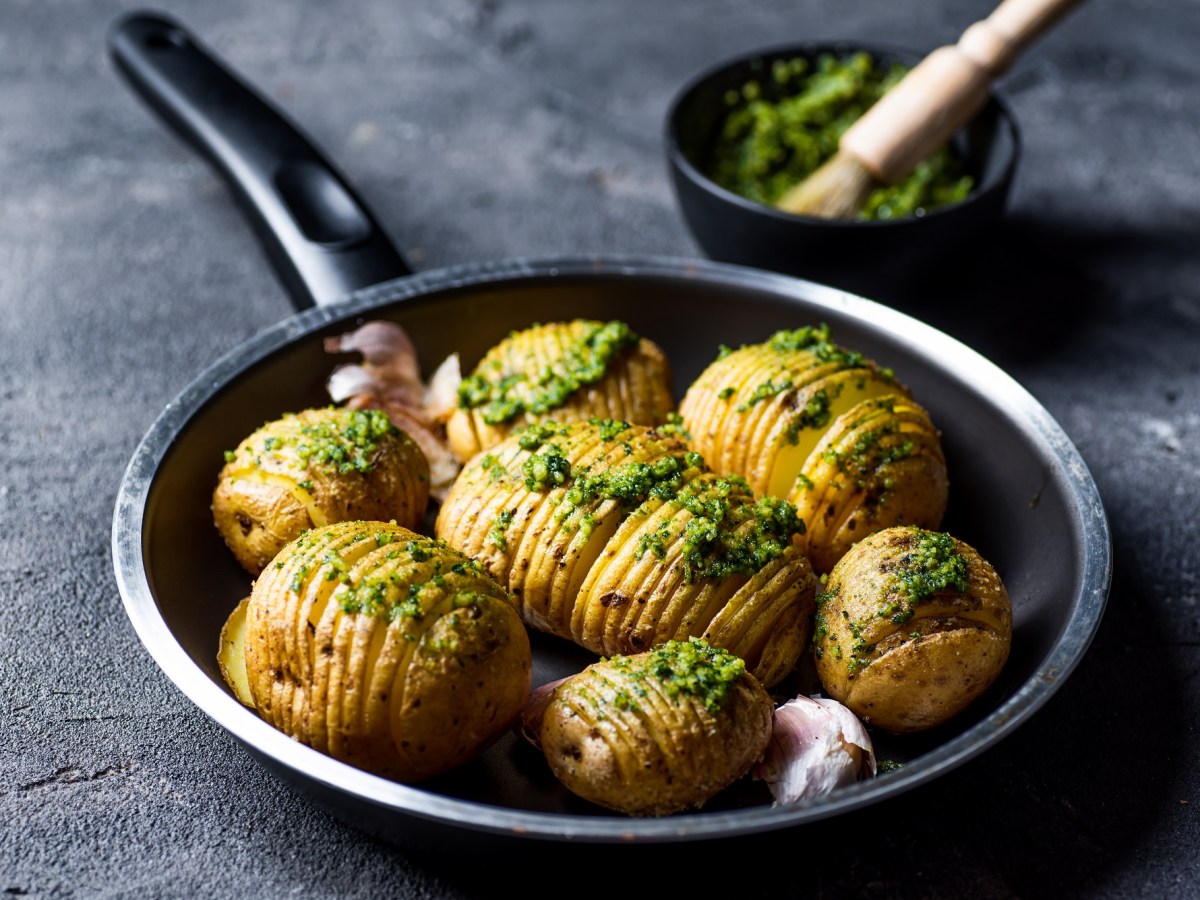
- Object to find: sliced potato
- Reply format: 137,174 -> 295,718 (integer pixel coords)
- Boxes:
446,320 -> 674,460
217,597 -> 254,708
436,420 -> 693,641
813,525 -> 1012,733
534,638 -> 774,816
679,325 -> 905,499
242,520 -> 531,782
213,407 -> 430,573
679,326 -> 950,573
437,420 -> 815,687
573,472 -> 816,688
790,395 -> 948,573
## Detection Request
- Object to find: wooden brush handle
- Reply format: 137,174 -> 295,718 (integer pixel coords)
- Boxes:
841,0 -> 1084,185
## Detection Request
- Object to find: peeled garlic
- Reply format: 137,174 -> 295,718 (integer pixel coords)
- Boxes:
752,695 -> 876,805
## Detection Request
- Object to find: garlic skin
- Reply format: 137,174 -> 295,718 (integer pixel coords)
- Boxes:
325,321 -> 463,500
753,695 -> 877,805
516,676 -> 569,750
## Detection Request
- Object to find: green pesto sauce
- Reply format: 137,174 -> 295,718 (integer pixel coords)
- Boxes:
294,408 -> 396,474
282,528 -> 490,625
818,528 -> 969,673
704,52 -> 975,220
736,377 -> 794,412
457,321 -> 640,425
784,390 -> 833,444
635,475 -> 804,581
223,408 -> 398,474
768,323 -> 864,367
522,444 -> 573,492
487,509 -> 515,551
507,421 -> 803,584
879,528 -> 969,624
606,637 -> 745,713
566,452 -> 702,508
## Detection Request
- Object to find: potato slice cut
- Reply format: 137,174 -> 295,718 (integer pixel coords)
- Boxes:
679,325 -> 907,499
241,520 -> 531,782
574,472 -> 816,687
217,597 -> 254,708
534,638 -> 773,817
790,395 -> 948,573
447,320 -> 675,460
437,420 -> 693,641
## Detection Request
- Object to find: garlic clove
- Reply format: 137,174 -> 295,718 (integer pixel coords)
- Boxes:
325,322 -> 463,499
517,676 -> 569,750
752,694 -> 876,805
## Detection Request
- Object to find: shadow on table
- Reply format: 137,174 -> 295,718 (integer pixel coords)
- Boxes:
864,211 -> 1182,373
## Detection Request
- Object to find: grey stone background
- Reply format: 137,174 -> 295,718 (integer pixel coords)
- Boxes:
3,0 -> 1198,896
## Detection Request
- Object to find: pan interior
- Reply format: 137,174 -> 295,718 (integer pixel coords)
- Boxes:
130,262 -> 1097,834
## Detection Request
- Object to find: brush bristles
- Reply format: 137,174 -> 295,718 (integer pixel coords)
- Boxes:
775,153 -> 878,220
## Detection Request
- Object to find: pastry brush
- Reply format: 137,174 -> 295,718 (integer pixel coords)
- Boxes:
776,0 -> 1085,220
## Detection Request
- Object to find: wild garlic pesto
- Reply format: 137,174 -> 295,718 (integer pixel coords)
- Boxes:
877,527 -> 969,621
635,475 -> 804,581
222,407 -> 398,475
604,638 -> 746,713
814,527 -> 969,672
482,419 -> 805,583
457,320 -> 640,425
705,52 -> 974,220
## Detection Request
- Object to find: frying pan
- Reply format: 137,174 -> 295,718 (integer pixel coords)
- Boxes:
109,10 -> 1110,846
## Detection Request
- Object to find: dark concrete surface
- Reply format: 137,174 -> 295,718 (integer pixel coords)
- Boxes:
2,0 -> 1198,896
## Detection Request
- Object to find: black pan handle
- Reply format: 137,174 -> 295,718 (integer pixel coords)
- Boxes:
109,10 -> 412,310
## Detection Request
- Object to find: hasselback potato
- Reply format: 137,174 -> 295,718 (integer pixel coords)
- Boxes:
813,525 -> 1012,733
213,407 -> 429,573
790,395 -> 948,573
529,637 -> 774,816
446,320 -> 674,461
232,520 -> 532,782
678,325 -> 947,572
436,419 -> 816,687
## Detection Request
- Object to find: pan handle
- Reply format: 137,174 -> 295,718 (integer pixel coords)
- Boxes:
109,10 -> 412,310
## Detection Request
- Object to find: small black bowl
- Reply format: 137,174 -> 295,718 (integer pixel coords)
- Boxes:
665,42 -> 1021,301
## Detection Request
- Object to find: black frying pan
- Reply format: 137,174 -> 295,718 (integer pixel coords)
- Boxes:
109,10 -> 1111,846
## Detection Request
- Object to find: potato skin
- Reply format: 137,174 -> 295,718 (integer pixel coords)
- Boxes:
813,526 -> 1012,733
213,407 -> 429,573
447,320 -> 674,460
243,520 -> 531,782
536,639 -> 773,816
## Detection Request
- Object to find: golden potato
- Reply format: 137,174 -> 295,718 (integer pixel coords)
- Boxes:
213,407 -> 429,573
238,520 -> 531,782
436,419 -> 816,687
446,320 -> 674,461
533,638 -> 773,816
678,325 -> 948,572
813,525 -> 1012,733
790,395 -> 948,573
217,597 -> 253,708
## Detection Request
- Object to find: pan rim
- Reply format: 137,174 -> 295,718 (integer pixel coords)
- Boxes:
112,253 -> 1111,843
